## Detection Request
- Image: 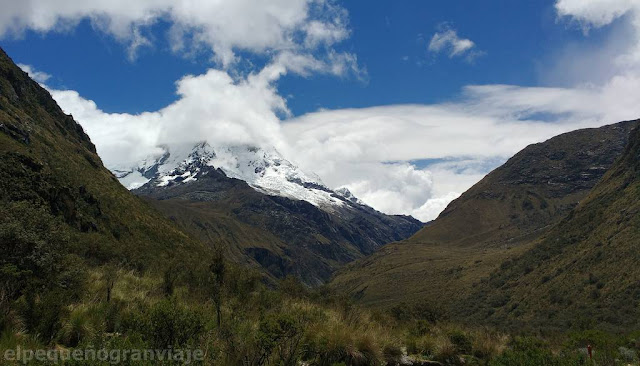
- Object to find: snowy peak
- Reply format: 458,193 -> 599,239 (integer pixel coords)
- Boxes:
334,187 -> 365,205
114,142 -> 357,209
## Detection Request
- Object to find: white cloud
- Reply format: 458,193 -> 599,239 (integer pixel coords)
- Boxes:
428,25 -> 482,61
50,62 -> 291,168
274,1 -> 640,221
550,0 -> 640,84
0,0 -> 354,66
556,0 -> 640,28
281,77 -> 640,221
43,56 -> 640,222
17,63 -> 51,83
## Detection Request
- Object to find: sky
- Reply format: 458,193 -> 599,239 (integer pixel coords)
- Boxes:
2,0 -> 640,221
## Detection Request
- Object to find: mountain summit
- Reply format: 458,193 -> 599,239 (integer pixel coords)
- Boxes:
115,142 -> 354,210
116,142 -> 423,285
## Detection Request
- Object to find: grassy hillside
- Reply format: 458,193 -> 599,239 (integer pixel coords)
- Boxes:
330,121 -> 637,309
463,125 -> 640,331
0,48 -> 209,265
0,46 -> 212,341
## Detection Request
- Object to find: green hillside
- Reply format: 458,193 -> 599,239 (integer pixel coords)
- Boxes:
463,125 -> 640,331
331,121 -> 637,310
0,47 -> 212,334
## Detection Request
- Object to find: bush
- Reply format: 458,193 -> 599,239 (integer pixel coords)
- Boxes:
57,305 -> 96,347
304,316 -> 385,366
390,302 -> 445,323
490,337 -> 585,366
19,290 -> 69,344
122,299 -> 205,349
406,334 -> 437,357
148,300 -> 205,348
472,330 -> 505,360
433,338 -> 460,365
449,330 -> 473,355
257,312 -> 304,365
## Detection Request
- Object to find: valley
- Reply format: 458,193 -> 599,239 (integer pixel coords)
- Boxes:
3,4 -> 640,361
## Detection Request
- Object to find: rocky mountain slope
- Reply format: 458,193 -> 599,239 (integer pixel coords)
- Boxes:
463,125 -> 640,331
331,120 -> 638,309
122,142 -> 423,285
114,142 -> 348,209
0,47 -> 209,306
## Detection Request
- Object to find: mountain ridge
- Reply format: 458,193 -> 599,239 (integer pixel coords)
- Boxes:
0,46 -> 211,316
115,142 -> 357,210
461,124 -> 640,331
330,119 -> 638,311
127,142 -> 424,285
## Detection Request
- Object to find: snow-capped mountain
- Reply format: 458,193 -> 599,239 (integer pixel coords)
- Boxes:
114,142 -> 424,285
113,142 -> 357,209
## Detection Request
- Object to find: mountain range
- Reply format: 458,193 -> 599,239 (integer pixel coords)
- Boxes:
115,142 -> 423,285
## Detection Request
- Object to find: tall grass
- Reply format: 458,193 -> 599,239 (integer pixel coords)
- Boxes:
3,264 -> 640,365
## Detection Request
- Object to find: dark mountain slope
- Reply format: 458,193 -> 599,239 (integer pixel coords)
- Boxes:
135,164 -> 423,286
330,120 -> 637,308
464,125 -> 640,331
0,47 -> 209,303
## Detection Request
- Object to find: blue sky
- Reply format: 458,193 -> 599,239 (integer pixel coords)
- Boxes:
2,0 -> 640,220
2,0 -> 597,115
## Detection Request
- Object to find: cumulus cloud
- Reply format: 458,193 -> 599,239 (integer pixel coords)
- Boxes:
276,1 -> 640,221
2,0 -> 364,166
0,0 -> 353,65
428,25 -> 482,61
556,0 -> 640,28
17,63 -> 51,83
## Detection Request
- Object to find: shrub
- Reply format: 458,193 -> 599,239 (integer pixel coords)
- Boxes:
618,346 -> 637,362
433,337 -> 459,365
490,337 -> 585,366
449,330 -> 473,355
383,343 -> 403,365
407,335 -> 436,357
148,300 -> 204,348
57,305 -> 97,346
390,302 -> 445,323
257,312 -> 304,365
472,330 -> 505,360
18,290 -> 69,344
121,299 -> 205,349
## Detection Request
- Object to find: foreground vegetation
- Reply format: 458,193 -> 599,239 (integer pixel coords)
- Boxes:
2,246 -> 640,366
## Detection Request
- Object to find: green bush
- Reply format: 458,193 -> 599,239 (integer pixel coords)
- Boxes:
490,337 -> 585,366
257,312 -> 304,365
147,300 -> 205,349
449,330 -> 473,355
121,299 -> 205,349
